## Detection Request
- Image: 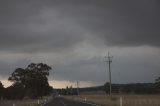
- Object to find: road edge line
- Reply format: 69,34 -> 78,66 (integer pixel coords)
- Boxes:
80,101 -> 102,106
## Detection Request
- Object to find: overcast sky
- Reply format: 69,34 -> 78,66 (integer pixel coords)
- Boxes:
0,0 -> 160,88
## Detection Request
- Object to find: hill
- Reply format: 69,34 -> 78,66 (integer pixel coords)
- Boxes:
55,83 -> 158,95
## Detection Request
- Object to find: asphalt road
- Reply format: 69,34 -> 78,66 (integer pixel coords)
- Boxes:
42,97 -> 101,106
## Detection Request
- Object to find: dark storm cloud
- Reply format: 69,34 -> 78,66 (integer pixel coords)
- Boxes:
0,0 -> 160,53
0,0 -> 84,53
52,57 -> 105,82
59,0 -> 160,47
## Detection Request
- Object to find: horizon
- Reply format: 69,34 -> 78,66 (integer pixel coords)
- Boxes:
1,77 -> 155,89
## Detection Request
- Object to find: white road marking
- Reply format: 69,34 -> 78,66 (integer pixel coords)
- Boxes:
40,98 -> 52,106
60,100 -> 67,106
40,102 -> 48,106
81,101 -> 102,106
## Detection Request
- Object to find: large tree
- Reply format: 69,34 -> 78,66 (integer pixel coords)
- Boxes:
8,63 -> 52,98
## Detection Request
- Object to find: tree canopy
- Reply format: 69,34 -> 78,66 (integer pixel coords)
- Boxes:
8,63 -> 52,98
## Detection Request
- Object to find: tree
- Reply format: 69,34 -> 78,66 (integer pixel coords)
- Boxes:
8,63 -> 52,98
3,82 -> 25,100
104,82 -> 110,94
66,86 -> 73,95
0,81 -> 4,99
155,77 -> 160,88
155,77 -> 160,93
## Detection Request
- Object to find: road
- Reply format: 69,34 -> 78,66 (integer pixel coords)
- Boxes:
42,97 -> 101,106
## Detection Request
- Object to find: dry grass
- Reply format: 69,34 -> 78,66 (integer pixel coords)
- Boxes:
0,96 -> 52,106
64,94 -> 160,106
0,99 -> 38,106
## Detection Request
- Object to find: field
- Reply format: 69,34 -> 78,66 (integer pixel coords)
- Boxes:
0,97 -> 52,106
0,99 -> 39,106
1,94 -> 160,106
64,94 -> 160,106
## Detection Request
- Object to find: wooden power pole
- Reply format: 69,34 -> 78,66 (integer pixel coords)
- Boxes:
105,52 -> 113,97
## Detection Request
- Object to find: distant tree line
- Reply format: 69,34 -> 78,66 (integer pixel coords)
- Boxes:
0,63 -> 53,100
104,83 -> 157,94
104,78 -> 160,94
57,86 -> 78,95
55,76 -> 160,95
56,77 -> 160,95
53,77 -> 160,96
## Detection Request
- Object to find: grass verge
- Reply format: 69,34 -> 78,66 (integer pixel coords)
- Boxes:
64,94 -> 160,106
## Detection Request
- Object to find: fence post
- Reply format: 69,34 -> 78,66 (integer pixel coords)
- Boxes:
38,99 -> 40,104
120,97 -> 122,106
84,97 -> 87,102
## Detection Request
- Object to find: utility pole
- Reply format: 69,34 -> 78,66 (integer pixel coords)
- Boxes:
76,81 -> 79,96
105,52 -> 113,97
